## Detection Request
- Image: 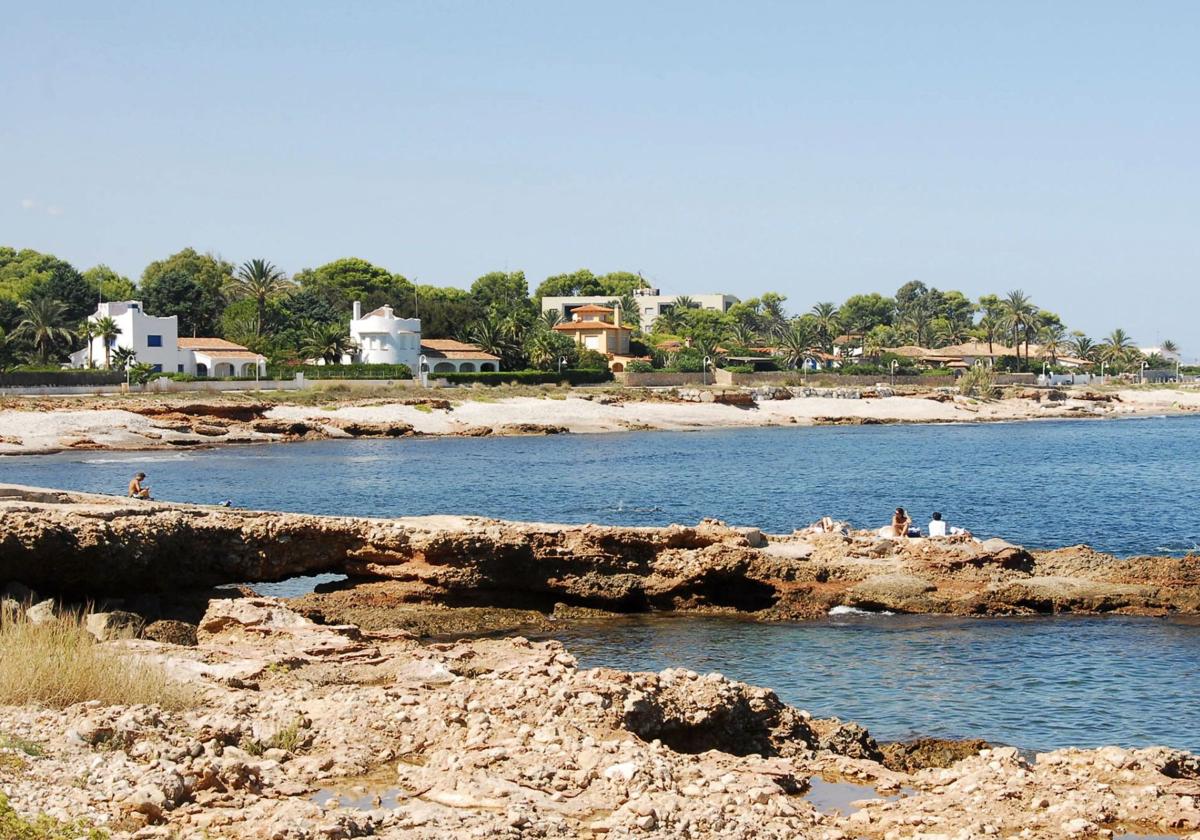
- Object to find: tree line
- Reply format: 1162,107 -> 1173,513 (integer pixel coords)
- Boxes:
0,246 -> 1178,375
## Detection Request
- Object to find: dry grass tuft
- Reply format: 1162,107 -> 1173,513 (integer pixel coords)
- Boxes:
0,615 -> 193,710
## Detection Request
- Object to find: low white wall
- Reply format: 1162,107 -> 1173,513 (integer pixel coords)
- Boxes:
0,379 -> 305,397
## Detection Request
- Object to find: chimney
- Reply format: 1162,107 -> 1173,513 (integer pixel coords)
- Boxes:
352,300 -> 362,320
614,303 -> 622,329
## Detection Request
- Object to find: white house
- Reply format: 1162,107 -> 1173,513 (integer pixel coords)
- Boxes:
1139,345 -> 1181,363
68,300 -> 265,377
541,288 -> 739,330
348,301 -> 421,369
419,339 -> 501,374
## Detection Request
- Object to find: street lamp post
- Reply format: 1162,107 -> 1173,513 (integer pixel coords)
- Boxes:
558,356 -> 567,375
1140,361 -> 1148,384
419,354 -> 428,388
1100,362 -> 1106,384
890,359 -> 898,387
702,356 -> 711,386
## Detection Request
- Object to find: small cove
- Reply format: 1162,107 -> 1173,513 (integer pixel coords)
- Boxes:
4,418 -> 1199,755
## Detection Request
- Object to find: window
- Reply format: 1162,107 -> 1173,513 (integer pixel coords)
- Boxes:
177,364 -> 184,373
151,364 -> 163,373
146,335 -> 163,347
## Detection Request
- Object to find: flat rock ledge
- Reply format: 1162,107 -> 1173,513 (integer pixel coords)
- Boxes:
2,483 -> 1198,618
1,596 -> 1198,839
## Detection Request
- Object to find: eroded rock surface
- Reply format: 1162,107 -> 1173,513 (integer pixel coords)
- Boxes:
0,598 -> 1196,839
2,484 -> 1198,619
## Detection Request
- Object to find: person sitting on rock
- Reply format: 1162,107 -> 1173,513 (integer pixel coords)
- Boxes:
928,511 -> 948,537
127,472 -> 151,500
890,507 -> 911,538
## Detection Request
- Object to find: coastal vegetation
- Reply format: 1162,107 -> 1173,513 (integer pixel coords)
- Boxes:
0,245 -> 1184,378
0,612 -> 190,710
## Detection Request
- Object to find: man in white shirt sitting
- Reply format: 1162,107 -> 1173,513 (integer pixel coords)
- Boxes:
928,511 -> 948,537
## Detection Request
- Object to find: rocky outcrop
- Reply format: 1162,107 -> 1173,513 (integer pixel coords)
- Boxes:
1,598 -> 1197,839
2,483 -> 1198,618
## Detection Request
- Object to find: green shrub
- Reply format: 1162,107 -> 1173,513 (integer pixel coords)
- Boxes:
958,366 -> 997,398
625,360 -> 654,373
438,369 -> 612,386
575,348 -> 610,370
724,365 -> 754,374
270,363 -> 413,380
0,793 -> 107,840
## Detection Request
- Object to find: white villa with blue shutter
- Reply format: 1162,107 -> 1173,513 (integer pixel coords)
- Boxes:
69,300 -> 266,377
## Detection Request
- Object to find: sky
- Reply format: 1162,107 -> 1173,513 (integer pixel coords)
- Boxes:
2,1 -> 1198,355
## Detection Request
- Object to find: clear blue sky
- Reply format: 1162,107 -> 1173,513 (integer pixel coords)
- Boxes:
3,1 -> 1197,355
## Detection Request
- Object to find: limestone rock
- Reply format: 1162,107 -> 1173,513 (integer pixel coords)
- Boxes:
85,610 -> 146,641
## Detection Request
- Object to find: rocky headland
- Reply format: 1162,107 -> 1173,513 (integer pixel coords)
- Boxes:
2,484 -> 1197,622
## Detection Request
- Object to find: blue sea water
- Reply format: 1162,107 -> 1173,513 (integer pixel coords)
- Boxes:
4,417 -> 1199,751
2,415 -> 1198,555
550,613 -> 1200,753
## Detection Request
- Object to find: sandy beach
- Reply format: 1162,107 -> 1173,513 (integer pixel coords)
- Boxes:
1,386 -> 1199,455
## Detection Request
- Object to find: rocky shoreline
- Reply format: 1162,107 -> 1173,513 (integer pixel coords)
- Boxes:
3,485 -> 1200,837
2,386 -> 1198,456
2,596 -> 1198,839
2,484 -> 1197,621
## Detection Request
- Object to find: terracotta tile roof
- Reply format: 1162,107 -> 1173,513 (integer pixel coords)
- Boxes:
934,341 -> 1019,357
421,339 -> 499,361
193,349 -> 262,358
364,306 -> 394,318
421,339 -> 480,351
178,338 -> 253,351
553,322 -> 631,332
888,345 -> 932,357
569,304 -> 615,314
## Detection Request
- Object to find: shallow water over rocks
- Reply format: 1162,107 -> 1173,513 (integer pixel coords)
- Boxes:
549,613 -> 1200,754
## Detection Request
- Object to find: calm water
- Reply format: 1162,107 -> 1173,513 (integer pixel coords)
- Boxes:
4,418 -> 1199,751
2,415 -> 1199,555
552,613 -> 1200,753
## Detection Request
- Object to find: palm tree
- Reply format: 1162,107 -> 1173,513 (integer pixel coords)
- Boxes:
776,321 -> 816,370
975,314 -> 1001,355
726,321 -> 758,349
1039,321 -> 1068,364
539,309 -> 563,330
1099,328 -> 1137,372
1162,339 -> 1179,356
111,346 -> 137,371
1068,333 -> 1096,362
228,259 -> 293,334
77,320 -> 98,368
654,305 -> 685,335
525,331 -> 562,370
899,299 -> 935,349
94,316 -> 121,369
469,313 -> 515,362
14,298 -> 74,363
672,295 -> 700,312
0,327 -> 15,372
1001,290 -> 1038,365
759,296 -> 788,339
810,302 -> 842,354
606,295 -> 641,331
299,321 -> 357,365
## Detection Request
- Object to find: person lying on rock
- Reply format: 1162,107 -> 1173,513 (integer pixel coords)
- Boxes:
127,472 -> 151,500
